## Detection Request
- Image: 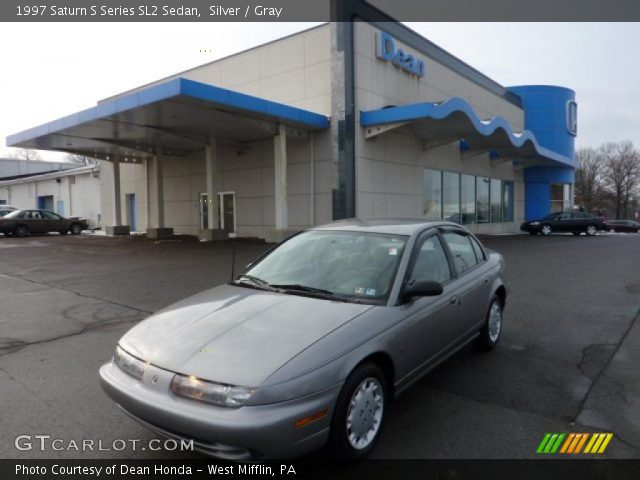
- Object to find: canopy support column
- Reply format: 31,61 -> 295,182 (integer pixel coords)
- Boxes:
199,139 -> 226,241
147,152 -> 174,239
266,124 -> 296,243
105,157 -> 130,235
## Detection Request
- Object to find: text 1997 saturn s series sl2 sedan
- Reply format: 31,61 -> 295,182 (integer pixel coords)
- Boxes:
99,219 -> 507,460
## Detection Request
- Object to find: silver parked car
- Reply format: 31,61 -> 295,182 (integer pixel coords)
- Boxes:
99,219 -> 507,460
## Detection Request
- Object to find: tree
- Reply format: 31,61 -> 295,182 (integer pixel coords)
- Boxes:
8,148 -> 41,161
574,147 -> 605,212
65,153 -> 96,166
601,141 -> 640,219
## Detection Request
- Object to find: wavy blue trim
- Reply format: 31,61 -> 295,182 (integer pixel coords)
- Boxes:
360,97 -> 575,168
8,78 -> 329,147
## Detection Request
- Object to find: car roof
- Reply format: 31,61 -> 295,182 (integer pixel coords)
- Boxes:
310,218 -> 459,236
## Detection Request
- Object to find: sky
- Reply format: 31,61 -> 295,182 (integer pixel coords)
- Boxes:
1,22 -> 638,161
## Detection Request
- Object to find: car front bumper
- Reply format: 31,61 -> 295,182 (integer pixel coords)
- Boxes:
99,361 -> 340,460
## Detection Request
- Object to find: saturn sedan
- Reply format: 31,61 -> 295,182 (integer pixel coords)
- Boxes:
99,219 -> 507,460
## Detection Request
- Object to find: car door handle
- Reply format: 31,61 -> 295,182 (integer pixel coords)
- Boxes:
450,295 -> 461,306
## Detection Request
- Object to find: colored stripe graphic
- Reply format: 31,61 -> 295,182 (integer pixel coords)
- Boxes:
538,433 -> 614,454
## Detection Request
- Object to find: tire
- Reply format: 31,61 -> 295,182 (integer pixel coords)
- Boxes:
69,223 -> 82,235
585,224 -> 598,236
329,363 -> 387,459
540,224 -> 552,236
477,294 -> 504,350
14,224 -> 29,238
572,232 -> 581,236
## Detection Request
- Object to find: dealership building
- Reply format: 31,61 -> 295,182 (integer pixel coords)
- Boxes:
7,4 -> 577,240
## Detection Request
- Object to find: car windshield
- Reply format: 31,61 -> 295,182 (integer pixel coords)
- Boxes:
240,230 -> 408,304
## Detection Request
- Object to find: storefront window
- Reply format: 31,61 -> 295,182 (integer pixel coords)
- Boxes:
563,184 -> 572,212
550,183 -> 565,213
490,178 -> 502,223
460,174 -> 475,224
442,171 -> 460,223
423,169 -> 442,220
476,176 -> 490,223
503,181 -> 514,222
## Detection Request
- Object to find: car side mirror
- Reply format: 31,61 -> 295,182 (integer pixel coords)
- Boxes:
403,279 -> 443,302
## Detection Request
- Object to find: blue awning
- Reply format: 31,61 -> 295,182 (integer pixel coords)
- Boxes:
360,97 -> 575,168
7,78 -> 330,162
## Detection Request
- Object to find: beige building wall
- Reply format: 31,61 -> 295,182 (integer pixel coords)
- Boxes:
353,21 -> 526,233
101,25 -> 332,116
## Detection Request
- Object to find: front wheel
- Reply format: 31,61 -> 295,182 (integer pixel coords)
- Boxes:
540,224 -> 552,236
14,224 -> 29,237
585,224 -> 598,236
70,223 -> 83,235
477,295 -> 503,350
329,363 -> 387,459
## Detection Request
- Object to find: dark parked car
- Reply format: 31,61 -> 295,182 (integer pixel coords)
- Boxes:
520,212 -> 606,236
605,219 -> 640,233
0,209 -> 88,237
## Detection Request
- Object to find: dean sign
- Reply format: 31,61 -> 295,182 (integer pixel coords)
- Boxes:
376,31 -> 425,78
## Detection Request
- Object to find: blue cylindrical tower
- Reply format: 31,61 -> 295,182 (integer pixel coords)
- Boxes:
508,85 -> 577,221
508,85 -> 576,159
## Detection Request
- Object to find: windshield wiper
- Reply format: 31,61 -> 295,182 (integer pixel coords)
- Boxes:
269,284 -> 350,302
233,274 -> 278,291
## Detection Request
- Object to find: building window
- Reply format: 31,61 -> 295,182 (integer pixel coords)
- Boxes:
503,181 -> 514,222
442,171 -> 460,223
490,178 -> 502,223
550,183 -> 566,213
423,169 -> 513,224
460,174 -> 475,224
423,169 -> 442,220
476,177 -> 490,223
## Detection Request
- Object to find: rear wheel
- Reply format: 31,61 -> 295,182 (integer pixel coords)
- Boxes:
14,224 -> 28,238
70,223 -> 82,235
540,224 -> 552,236
329,363 -> 387,459
585,224 -> 598,236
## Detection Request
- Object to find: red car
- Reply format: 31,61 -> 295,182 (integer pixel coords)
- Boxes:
0,209 -> 88,237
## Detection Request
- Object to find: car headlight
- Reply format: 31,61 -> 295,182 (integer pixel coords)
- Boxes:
114,345 -> 147,380
171,374 -> 255,408
529,221 -> 540,226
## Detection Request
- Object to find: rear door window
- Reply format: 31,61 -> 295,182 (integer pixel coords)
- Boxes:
441,231 -> 479,275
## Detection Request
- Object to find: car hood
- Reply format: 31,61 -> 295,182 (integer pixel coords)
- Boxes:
119,284 -> 372,387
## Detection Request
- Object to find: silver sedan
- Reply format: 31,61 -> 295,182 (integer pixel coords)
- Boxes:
99,219 -> 507,460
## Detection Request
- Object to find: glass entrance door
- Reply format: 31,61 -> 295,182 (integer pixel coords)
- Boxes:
199,193 -> 208,229
218,192 -> 236,237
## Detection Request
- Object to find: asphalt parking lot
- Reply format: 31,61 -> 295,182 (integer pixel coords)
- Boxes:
0,232 -> 639,459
